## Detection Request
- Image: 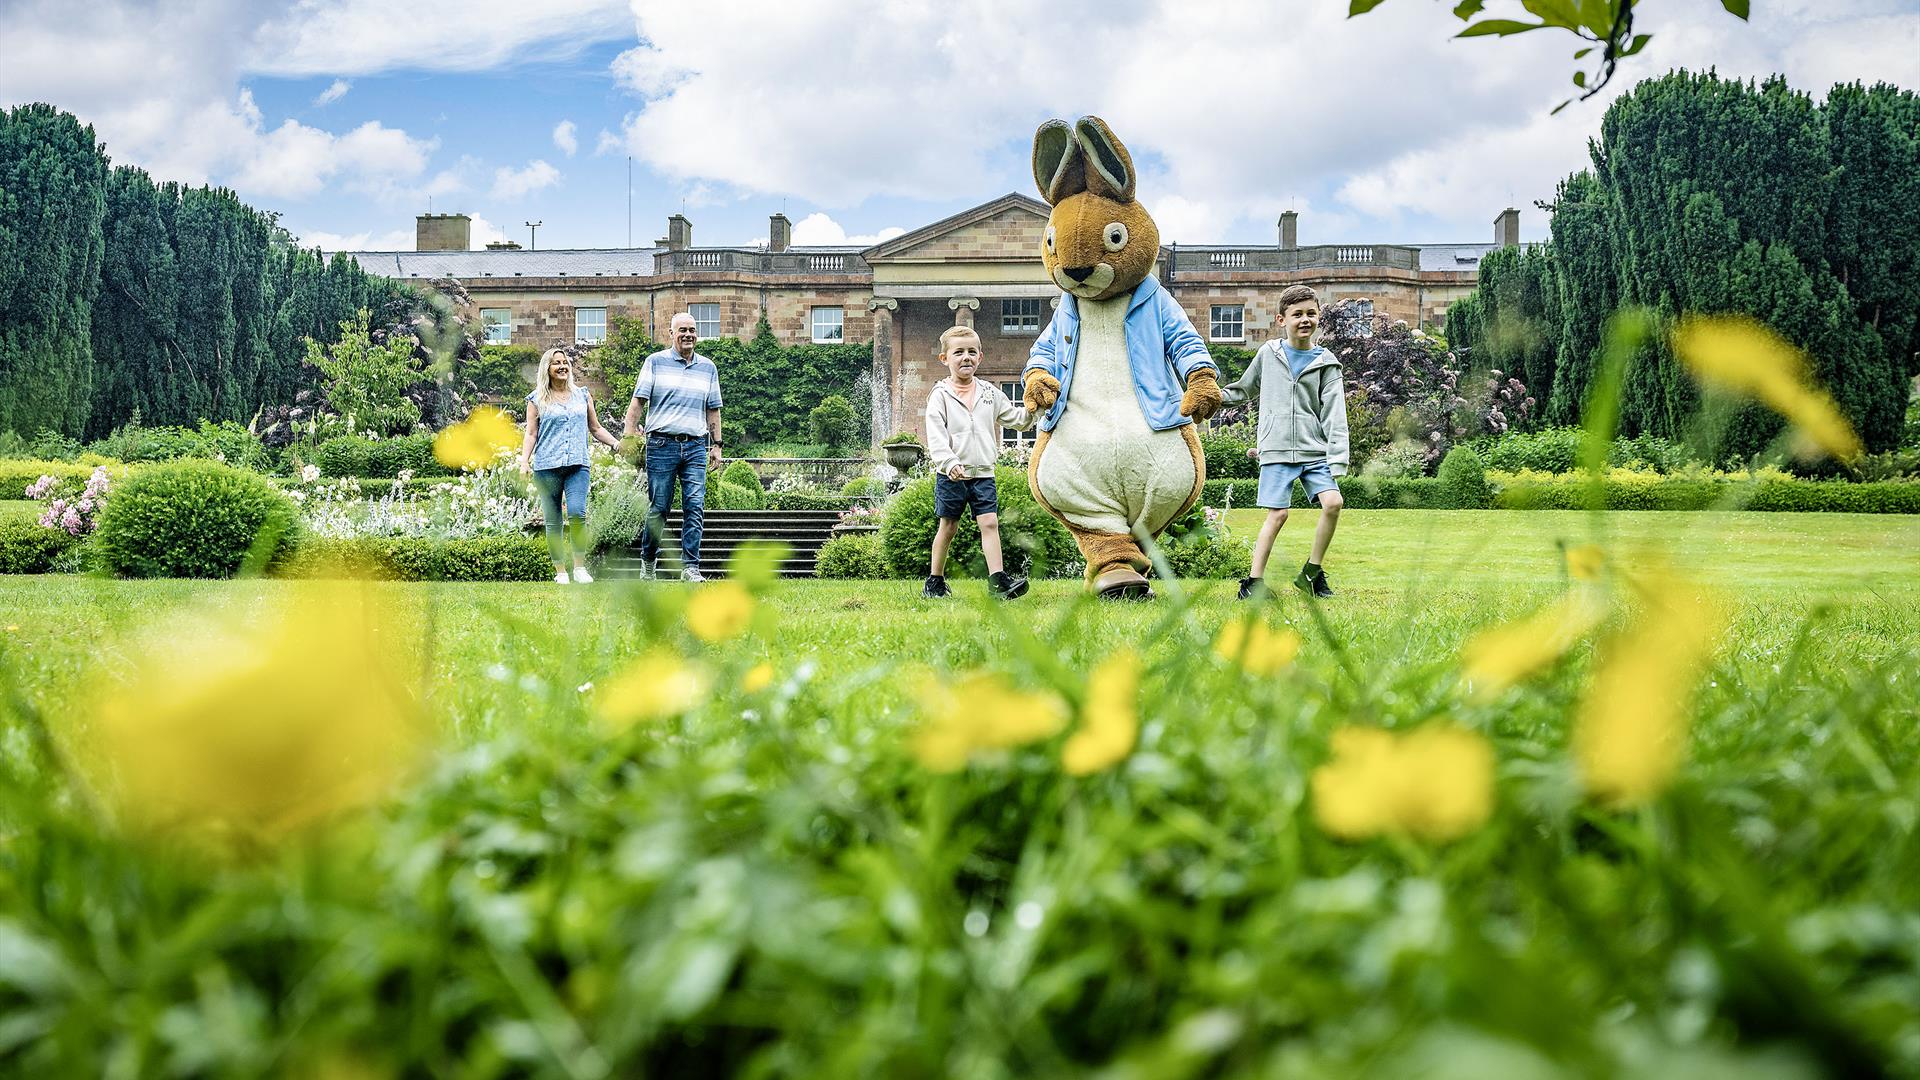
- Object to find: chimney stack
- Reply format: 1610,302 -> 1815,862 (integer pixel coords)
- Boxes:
1278,210 -> 1298,251
1494,207 -> 1520,248
666,214 -> 692,251
769,213 -> 791,253
416,212 -> 471,251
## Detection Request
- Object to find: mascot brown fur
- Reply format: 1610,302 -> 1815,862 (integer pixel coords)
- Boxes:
1020,117 -> 1221,598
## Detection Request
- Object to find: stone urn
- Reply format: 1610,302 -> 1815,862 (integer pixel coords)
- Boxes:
884,440 -> 924,472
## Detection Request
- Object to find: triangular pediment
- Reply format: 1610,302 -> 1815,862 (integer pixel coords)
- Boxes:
863,193 -> 1050,262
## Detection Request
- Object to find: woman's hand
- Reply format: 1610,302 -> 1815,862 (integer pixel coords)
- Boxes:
518,456 -> 531,477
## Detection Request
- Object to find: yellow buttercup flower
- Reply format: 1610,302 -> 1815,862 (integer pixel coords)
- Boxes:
1062,649 -> 1141,776
82,584 -> 429,844
432,406 -> 522,471
1565,543 -> 1604,582
687,581 -> 755,642
598,648 -> 708,732
741,662 -> 775,693
912,671 -> 1069,773
1459,590 -> 1607,700
1311,724 -> 1495,843
1213,618 -> 1301,676
1672,315 -> 1862,462
1574,569 -> 1727,807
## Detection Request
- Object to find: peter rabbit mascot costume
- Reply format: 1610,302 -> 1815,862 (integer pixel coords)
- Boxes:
1021,116 -> 1221,599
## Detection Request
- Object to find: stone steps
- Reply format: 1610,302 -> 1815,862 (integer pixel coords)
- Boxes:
596,510 -> 852,579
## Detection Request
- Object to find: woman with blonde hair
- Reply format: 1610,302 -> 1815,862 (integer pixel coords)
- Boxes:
519,347 -> 620,583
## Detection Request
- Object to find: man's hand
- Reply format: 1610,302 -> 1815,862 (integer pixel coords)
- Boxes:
1023,369 -> 1061,414
1180,367 -> 1222,421
946,464 -> 965,481
708,445 -> 722,470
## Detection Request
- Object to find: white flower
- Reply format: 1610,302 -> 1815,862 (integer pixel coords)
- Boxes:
301,464 -> 321,483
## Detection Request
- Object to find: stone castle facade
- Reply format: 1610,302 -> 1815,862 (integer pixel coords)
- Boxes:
343,195 -> 1520,445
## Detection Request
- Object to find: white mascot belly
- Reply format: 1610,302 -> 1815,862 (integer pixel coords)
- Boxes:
1035,295 -> 1199,537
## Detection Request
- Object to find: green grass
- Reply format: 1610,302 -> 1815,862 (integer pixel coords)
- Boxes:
2,510 -> 1918,1076
0,499 -> 41,523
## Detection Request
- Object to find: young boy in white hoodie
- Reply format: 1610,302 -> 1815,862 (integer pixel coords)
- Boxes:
922,325 -> 1034,600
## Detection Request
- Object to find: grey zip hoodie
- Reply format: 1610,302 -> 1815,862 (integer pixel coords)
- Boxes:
1220,340 -> 1350,474
924,378 -> 1033,478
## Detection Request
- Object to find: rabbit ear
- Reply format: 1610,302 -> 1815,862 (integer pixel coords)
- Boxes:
1074,116 -> 1135,202
1032,119 -> 1085,205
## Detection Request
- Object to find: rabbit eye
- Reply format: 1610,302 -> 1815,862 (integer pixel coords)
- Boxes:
1045,225 -> 1055,250
1102,222 -> 1129,252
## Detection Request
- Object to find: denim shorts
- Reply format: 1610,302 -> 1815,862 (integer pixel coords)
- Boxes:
934,475 -> 998,519
1257,460 -> 1339,509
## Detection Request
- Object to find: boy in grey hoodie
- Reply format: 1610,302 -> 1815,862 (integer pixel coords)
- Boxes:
1220,284 -> 1348,599
922,325 -> 1034,600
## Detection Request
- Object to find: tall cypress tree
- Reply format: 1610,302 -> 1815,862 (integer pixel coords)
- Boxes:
0,103 -> 107,436
90,166 -> 181,436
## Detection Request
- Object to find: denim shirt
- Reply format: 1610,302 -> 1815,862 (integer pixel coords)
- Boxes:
1022,275 -> 1214,433
527,386 -> 591,470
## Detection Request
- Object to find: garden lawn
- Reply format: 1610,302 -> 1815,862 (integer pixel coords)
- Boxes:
2,509 -> 1918,1075
0,499 -> 41,523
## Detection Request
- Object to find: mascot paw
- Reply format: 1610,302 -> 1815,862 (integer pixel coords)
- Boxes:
1024,370 -> 1061,413
1180,368 -> 1222,421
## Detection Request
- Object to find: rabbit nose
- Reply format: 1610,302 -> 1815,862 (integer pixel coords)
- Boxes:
1062,266 -> 1095,283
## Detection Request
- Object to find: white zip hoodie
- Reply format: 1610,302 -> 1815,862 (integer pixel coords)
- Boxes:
924,378 -> 1033,478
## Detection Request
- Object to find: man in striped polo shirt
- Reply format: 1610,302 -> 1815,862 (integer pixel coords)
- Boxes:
622,312 -> 724,581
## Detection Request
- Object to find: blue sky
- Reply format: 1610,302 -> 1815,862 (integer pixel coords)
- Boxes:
5,0 -> 1916,254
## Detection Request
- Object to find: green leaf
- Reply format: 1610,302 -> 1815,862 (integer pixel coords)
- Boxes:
1573,70 -> 1588,88
1720,0 -> 1750,18
1452,0 -> 1485,19
1551,99 -> 1573,115
1520,0 -> 1583,31
1620,32 -> 1652,57
1348,0 -> 1390,15
1573,46 -> 1594,59
1457,18 -> 1547,37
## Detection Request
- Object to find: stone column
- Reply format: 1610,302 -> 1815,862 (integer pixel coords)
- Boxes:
948,295 -> 979,329
868,297 -> 898,446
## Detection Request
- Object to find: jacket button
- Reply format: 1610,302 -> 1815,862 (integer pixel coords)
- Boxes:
1065,335 -> 1072,343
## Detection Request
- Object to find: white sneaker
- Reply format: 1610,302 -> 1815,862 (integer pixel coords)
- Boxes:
571,566 -> 594,584
553,571 -> 570,584
634,562 -> 656,581
680,567 -> 705,583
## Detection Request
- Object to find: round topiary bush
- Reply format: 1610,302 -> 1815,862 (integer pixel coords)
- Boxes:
720,460 -> 765,498
1436,445 -> 1492,509
705,479 -> 763,511
94,459 -> 299,578
879,466 -> 1075,578
842,475 -> 884,498
815,533 -> 888,578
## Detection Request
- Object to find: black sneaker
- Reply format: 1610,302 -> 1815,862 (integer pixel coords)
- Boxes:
989,571 -> 1029,600
1292,564 -> 1334,598
922,574 -> 951,599
1236,576 -> 1263,601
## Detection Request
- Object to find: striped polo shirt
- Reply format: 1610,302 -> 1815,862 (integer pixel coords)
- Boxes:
632,348 -> 723,436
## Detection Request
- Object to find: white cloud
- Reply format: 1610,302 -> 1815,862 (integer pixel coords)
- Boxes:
610,0 -> 1918,242
552,119 -> 578,157
788,212 -> 905,247
491,159 -> 562,200
593,127 -> 623,156
228,96 -> 436,199
313,78 -> 350,107
296,224 -> 413,251
247,0 -> 633,76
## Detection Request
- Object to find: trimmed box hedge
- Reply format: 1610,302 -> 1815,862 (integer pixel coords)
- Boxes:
0,459 -> 132,500
1200,476 -> 1448,510
274,535 -> 552,581
1491,470 -> 1920,513
0,519 -> 80,574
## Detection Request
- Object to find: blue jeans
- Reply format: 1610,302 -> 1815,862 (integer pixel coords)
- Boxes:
531,464 -> 589,564
639,435 -> 707,569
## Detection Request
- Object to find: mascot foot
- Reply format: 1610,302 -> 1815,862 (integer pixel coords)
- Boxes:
1093,567 -> 1154,600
